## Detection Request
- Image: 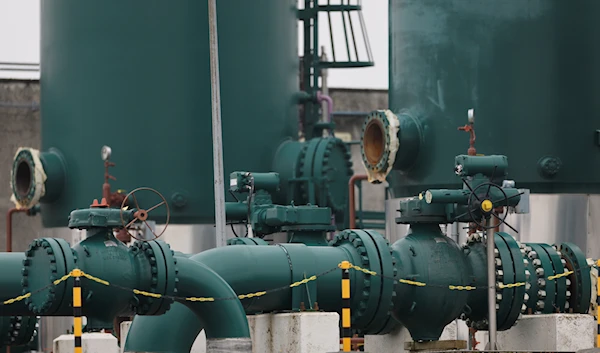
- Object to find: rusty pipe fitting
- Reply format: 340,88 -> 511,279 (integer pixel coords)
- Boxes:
349,175 -> 369,229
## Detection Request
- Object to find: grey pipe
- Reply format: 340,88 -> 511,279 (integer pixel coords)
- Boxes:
208,0 -> 227,248
486,225 -> 497,349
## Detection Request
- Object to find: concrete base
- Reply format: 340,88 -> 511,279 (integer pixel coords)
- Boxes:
54,332 -> 119,353
364,320 -> 468,353
248,312 -> 340,353
474,314 -> 595,351
121,312 -> 339,353
365,314 -> 595,352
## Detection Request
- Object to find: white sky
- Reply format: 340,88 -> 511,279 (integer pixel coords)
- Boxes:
0,0 -> 388,89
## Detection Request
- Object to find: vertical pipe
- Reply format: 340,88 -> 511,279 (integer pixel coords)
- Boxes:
486,222 -> 497,349
73,269 -> 83,353
6,209 -> 27,252
349,175 -> 368,228
341,261 -> 351,352
208,0 -> 227,248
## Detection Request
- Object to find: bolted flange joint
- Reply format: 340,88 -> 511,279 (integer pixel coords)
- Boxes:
129,240 -> 178,316
330,229 -> 397,335
21,238 -> 76,316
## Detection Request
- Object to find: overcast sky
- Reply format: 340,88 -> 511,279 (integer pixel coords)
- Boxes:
0,0 -> 388,89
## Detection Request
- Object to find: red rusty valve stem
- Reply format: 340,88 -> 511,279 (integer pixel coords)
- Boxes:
458,123 -> 477,156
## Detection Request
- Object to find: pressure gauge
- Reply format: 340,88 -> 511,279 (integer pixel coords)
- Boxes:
101,145 -> 112,161
467,108 -> 475,124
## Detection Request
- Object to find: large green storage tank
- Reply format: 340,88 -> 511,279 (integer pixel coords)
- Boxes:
361,0 -> 600,198
14,0 -> 299,227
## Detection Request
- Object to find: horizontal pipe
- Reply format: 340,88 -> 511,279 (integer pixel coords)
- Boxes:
0,62 -> 39,66
331,111 -> 369,117
125,243 -> 363,352
0,253 -> 33,315
0,102 -> 40,110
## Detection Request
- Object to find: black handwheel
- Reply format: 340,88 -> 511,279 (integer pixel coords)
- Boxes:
465,181 -> 511,231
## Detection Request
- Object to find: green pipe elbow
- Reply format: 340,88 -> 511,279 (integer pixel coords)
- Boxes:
125,257 -> 250,353
125,302 -> 202,353
176,257 -> 250,339
11,148 -> 66,208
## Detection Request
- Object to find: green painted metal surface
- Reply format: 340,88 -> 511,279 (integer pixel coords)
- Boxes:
174,258 -> 250,339
366,0 -> 600,197
272,138 -> 353,228
15,210 -> 179,330
391,224 -> 470,340
0,253 -> 32,316
36,0 -> 298,227
226,170 -> 340,243
559,242 -> 591,313
122,225 -> 592,348
125,229 -> 397,353
0,316 -> 38,349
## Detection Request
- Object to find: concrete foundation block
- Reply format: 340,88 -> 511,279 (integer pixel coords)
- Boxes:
475,314 -> 595,351
123,312 -> 338,353
247,314 -> 271,353
364,325 -> 411,352
54,332 -> 119,353
364,320 -> 468,353
248,312 -> 339,353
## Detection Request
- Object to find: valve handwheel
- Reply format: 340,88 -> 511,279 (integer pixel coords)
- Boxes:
464,181 -> 512,231
120,187 -> 170,241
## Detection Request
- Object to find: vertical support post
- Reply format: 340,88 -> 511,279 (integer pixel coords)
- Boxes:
208,0 -> 227,248
72,269 -> 83,353
340,261 -> 351,352
486,223 -> 497,350
596,262 -> 600,348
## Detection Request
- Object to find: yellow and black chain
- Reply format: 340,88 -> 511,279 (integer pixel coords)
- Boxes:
1,262 -> 579,305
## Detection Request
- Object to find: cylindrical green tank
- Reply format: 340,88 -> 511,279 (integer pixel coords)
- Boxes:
17,0 -> 298,227
361,0 -> 600,197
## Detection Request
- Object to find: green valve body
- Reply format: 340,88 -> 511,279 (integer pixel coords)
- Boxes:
18,207 -> 177,331
391,150 -> 591,336
391,224 -> 470,340
226,171 -> 336,243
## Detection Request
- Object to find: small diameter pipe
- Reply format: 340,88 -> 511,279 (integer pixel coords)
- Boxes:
6,209 -> 27,252
486,221 -> 497,349
317,91 -> 334,136
348,175 -> 368,228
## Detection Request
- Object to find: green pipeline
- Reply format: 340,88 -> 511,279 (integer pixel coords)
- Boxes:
125,230 -> 398,353
125,226 -> 591,348
7,230 -> 178,331
0,253 -> 33,316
